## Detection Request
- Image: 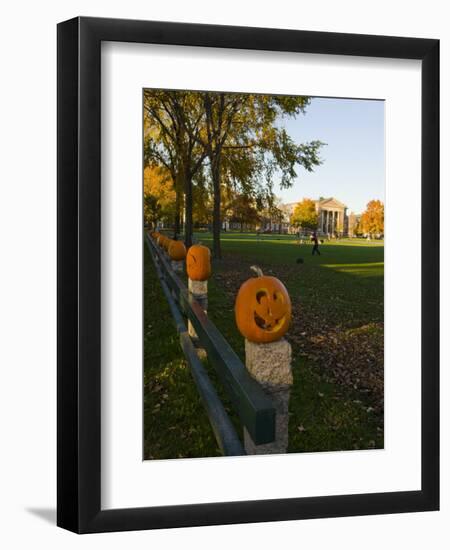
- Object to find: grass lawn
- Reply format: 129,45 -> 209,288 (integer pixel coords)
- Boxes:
143,244 -> 221,459
144,232 -> 384,459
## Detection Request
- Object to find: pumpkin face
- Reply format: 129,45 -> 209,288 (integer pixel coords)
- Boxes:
235,269 -> 291,343
168,240 -> 186,261
186,244 -> 211,281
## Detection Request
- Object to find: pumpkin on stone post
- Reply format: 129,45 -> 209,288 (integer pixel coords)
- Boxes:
235,265 -> 293,455
186,244 -> 211,343
186,244 -> 211,281
168,241 -> 187,262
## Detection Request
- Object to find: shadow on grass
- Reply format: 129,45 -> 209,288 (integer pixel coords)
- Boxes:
143,234 -> 384,458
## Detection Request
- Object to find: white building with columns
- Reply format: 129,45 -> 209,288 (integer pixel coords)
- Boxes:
283,197 -> 349,236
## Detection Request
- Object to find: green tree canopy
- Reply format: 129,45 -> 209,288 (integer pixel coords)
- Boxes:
143,90 -> 325,253
228,193 -> 260,230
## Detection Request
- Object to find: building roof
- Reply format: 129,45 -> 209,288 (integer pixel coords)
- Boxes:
316,197 -> 348,209
282,197 -> 348,213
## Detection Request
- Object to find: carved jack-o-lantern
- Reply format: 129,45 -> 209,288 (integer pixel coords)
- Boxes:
186,244 -> 211,281
235,266 -> 291,343
168,240 -> 186,261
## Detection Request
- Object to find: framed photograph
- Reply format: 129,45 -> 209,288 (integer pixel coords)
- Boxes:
57,16 -> 439,533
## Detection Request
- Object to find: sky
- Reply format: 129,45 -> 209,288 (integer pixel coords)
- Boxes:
275,97 -> 385,214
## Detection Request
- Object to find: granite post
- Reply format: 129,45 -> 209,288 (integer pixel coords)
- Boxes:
243,338 -> 293,455
171,260 -> 183,273
188,279 -> 208,341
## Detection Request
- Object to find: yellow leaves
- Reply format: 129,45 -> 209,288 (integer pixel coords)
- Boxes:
144,165 -> 176,207
359,200 -> 384,235
143,165 -> 178,225
291,198 -> 318,230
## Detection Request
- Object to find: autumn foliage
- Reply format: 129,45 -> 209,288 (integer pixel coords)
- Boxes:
143,90 -> 324,256
359,200 -> 384,236
290,198 -> 318,230
143,166 -> 176,227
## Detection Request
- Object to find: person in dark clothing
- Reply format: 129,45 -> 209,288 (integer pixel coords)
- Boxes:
311,231 -> 321,255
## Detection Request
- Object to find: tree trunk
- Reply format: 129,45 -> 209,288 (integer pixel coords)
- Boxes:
184,176 -> 193,248
211,159 -> 222,259
174,188 -> 181,238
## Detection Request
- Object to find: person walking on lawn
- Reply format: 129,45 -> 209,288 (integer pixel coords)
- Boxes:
311,231 -> 321,256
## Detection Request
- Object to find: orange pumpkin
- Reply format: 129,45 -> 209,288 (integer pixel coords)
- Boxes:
186,244 -> 211,281
164,238 -> 172,251
168,240 -> 186,261
235,266 -> 291,343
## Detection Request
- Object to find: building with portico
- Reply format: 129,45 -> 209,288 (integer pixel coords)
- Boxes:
283,197 -> 351,237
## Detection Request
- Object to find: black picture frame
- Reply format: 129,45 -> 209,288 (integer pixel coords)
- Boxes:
57,16 -> 439,533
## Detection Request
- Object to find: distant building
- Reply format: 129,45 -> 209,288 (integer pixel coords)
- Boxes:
283,197 -> 357,237
221,196 -> 363,236
347,212 -> 361,237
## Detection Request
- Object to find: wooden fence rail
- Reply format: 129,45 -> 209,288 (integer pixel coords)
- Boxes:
145,233 -> 276,450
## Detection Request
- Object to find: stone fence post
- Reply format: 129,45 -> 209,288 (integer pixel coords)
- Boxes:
171,259 -> 183,273
234,265 -> 293,455
168,240 -> 186,274
188,279 -> 208,340
186,244 -> 211,343
243,338 -> 293,454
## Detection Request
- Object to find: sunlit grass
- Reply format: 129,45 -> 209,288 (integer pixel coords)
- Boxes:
322,262 -> 384,277
144,231 -> 384,457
